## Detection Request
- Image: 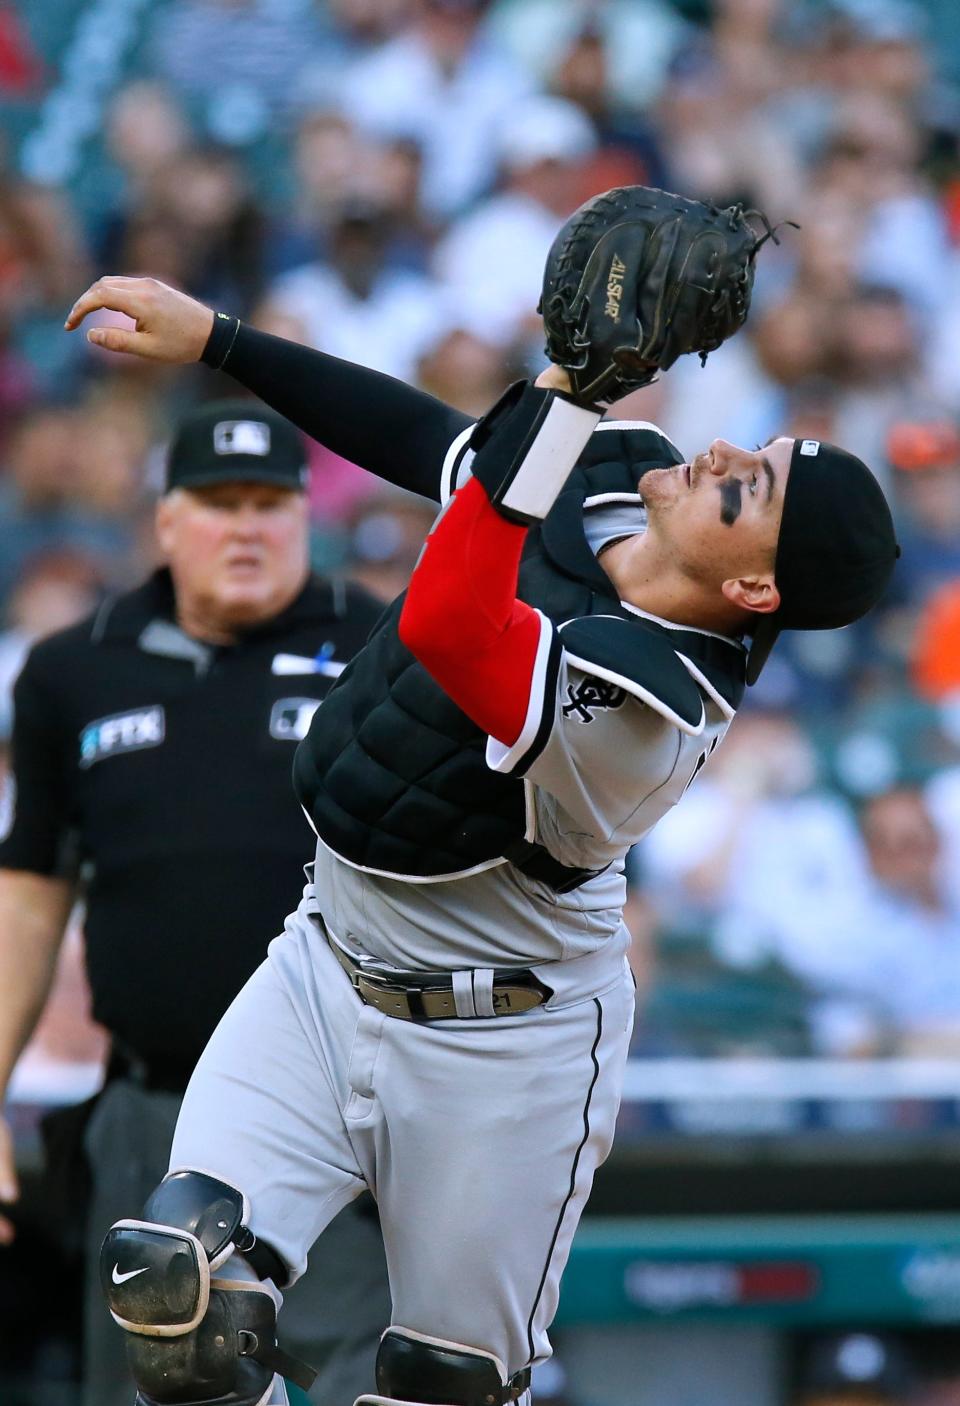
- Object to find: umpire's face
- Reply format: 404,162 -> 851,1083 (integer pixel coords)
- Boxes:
156,481 -> 310,639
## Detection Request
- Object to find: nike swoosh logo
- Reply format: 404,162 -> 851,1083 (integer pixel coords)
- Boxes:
112,1263 -> 149,1285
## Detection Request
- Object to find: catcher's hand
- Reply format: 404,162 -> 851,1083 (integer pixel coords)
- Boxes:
539,185 -> 772,406
65,276 -> 214,362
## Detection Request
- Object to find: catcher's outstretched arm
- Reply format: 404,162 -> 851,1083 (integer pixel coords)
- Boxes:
210,323 -> 472,502
66,277 -> 471,501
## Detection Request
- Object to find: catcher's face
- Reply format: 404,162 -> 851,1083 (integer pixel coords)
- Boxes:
642,435 -> 793,610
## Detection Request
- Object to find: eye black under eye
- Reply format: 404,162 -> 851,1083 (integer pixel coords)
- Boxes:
719,479 -> 742,526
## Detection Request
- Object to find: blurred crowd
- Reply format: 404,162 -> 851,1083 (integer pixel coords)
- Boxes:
5,0 -> 960,1069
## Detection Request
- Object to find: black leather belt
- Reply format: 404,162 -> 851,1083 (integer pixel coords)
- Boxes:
328,938 -> 553,1021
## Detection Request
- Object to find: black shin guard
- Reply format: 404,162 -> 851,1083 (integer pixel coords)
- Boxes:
355,1327 -> 531,1406
101,1170 -> 314,1406
124,1280 -> 280,1406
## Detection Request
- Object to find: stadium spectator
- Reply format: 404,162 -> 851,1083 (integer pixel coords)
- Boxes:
827,0 -> 931,106
337,0 -> 534,219
658,291 -> 833,455
656,0 -> 804,216
0,407 -> 132,602
258,193 -> 445,380
0,180 -> 89,320
132,146 -> 267,311
914,583 -> 960,702
490,0 -> 686,113
0,313 -> 36,448
149,0 -> 331,144
808,786 -> 960,1056
886,414 -> 960,607
344,488 -> 444,603
97,81 -> 193,259
432,95 -> 596,347
0,179 -> 90,393
265,112 -> 422,275
814,91 -> 950,321
638,711 -> 870,986
788,189 -> 865,303
417,322 -> 515,416
0,548 -> 106,741
328,0 -> 414,44
826,283 -> 926,477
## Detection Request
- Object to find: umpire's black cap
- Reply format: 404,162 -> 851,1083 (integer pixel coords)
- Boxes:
166,400 -> 308,493
746,438 -> 899,684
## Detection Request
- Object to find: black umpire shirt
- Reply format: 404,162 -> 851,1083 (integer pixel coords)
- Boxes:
0,567 -> 382,1083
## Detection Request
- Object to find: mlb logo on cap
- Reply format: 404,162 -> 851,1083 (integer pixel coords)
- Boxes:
214,420 -> 271,458
166,398 -> 308,492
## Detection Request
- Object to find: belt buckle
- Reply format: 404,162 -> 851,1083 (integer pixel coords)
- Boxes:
350,958 -> 396,992
352,962 -> 425,1020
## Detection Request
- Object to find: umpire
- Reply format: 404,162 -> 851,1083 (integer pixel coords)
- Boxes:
0,399 -> 389,1406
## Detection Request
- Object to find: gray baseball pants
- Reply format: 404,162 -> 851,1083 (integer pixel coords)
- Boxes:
169,900 -> 635,1386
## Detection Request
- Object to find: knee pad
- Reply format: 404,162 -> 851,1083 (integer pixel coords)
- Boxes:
100,1169 -> 314,1406
355,1327 -> 531,1406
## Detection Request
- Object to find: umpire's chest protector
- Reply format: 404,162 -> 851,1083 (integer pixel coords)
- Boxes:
294,425 -> 742,887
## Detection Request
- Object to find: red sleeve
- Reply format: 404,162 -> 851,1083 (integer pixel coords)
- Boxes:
398,475 -> 544,745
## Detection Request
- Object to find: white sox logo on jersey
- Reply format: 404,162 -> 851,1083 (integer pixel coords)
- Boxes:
562,678 -> 627,723
79,707 -> 165,768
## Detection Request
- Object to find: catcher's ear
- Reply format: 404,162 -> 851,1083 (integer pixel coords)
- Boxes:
722,574 -> 780,616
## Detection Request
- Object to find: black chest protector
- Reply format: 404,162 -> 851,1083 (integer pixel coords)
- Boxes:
293,425 -> 745,888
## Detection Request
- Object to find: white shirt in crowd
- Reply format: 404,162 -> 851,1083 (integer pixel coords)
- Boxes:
432,191 -> 561,345
337,31 -> 534,219
265,262 -> 445,383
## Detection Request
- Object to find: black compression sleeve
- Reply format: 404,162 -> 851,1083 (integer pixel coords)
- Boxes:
206,321 -> 473,502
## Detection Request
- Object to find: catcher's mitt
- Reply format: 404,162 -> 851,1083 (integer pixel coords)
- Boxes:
539,185 -> 775,406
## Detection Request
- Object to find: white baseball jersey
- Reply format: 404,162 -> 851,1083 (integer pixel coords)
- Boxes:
309,481 -> 739,972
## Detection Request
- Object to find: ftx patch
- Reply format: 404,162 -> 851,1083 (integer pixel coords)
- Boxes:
79,706 -> 165,768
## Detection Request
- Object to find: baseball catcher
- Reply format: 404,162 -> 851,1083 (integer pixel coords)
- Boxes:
64,186 -> 895,1406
